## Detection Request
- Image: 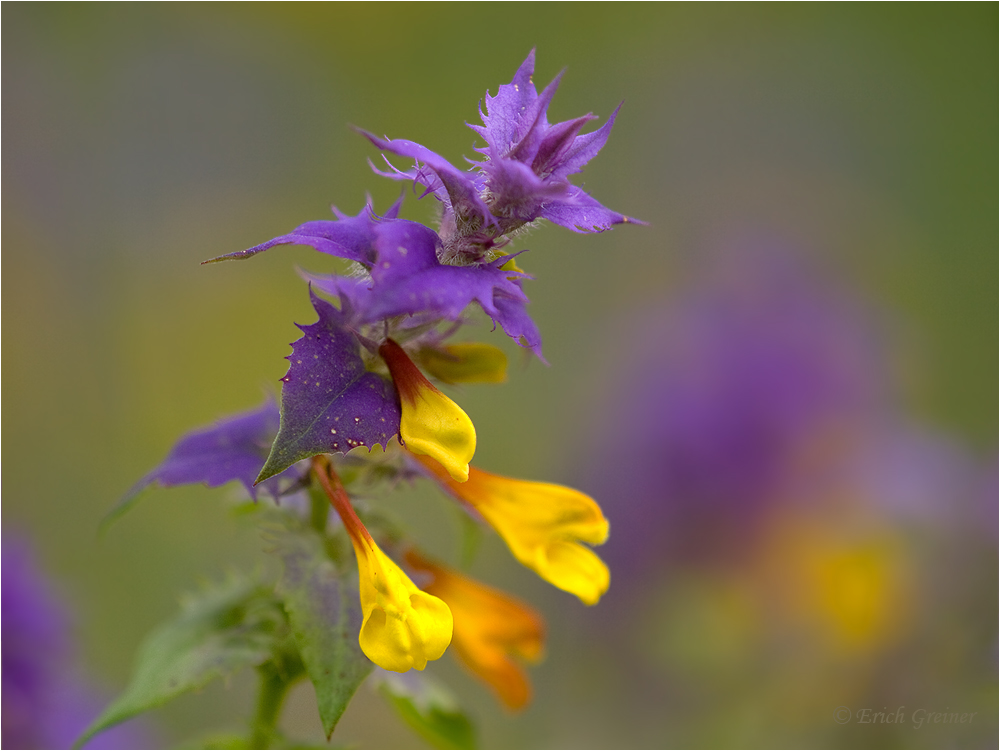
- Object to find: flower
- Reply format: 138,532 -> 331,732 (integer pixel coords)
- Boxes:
353,537 -> 454,673
363,50 -> 642,263
405,549 -> 545,711
206,54 -> 642,366
380,338 -> 476,483
417,342 -> 508,385
578,251 -> 887,577
754,512 -> 914,655
312,457 -> 453,672
2,536 -> 152,749
415,456 -> 610,605
101,51 -> 644,744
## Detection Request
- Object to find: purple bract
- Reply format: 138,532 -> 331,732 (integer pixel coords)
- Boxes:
205,196 -> 402,266
364,49 -> 642,262
121,399 -> 299,508
302,219 -> 543,357
255,290 -> 401,484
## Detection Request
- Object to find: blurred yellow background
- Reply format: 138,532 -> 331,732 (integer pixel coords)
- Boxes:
3,4 -> 995,748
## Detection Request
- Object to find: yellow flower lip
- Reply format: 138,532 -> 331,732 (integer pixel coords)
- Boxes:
351,536 -> 453,672
380,339 -> 476,482
406,549 -> 545,711
415,456 -> 611,605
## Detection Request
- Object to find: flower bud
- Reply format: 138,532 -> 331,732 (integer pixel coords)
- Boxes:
380,339 -> 476,482
419,343 -> 508,384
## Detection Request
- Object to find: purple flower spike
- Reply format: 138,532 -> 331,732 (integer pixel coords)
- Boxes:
364,50 -> 641,259
212,51 -> 640,373
302,219 -> 543,356
357,129 -> 496,234
203,195 -> 403,265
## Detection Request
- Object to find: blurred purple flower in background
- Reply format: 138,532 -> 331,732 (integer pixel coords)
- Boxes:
582,250 -> 891,579
570,245 -> 995,744
2,536 -> 152,749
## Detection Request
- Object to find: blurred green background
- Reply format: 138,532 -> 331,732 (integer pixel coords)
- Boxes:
3,3 -> 995,748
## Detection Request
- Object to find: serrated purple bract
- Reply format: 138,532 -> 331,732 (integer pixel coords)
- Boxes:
256,291 -> 401,483
365,51 -> 642,241
203,196 -> 403,265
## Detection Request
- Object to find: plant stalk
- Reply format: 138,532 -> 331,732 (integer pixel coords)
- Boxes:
249,664 -> 291,749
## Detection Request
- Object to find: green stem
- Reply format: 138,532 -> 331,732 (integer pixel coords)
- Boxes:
457,508 -> 482,571
308,485 -> 329,534
249,665 -> 291,749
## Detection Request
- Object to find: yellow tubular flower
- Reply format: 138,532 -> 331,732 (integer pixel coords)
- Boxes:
380,339 -> 476,482
351,535 -> 454,672
405,549 -> 545,711
419,343 -> 509,384
416,456 -> 611,605
313,457 -> 453,672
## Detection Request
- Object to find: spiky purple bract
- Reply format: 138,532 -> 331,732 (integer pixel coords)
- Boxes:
255,290 -> 401,484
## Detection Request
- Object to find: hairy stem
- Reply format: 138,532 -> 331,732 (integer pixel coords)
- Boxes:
249,664 -> 291,749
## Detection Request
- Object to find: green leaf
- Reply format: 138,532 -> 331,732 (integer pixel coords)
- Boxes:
376,670 -> 478,750
271,524 -> 373,739
75,576 -> 285,748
